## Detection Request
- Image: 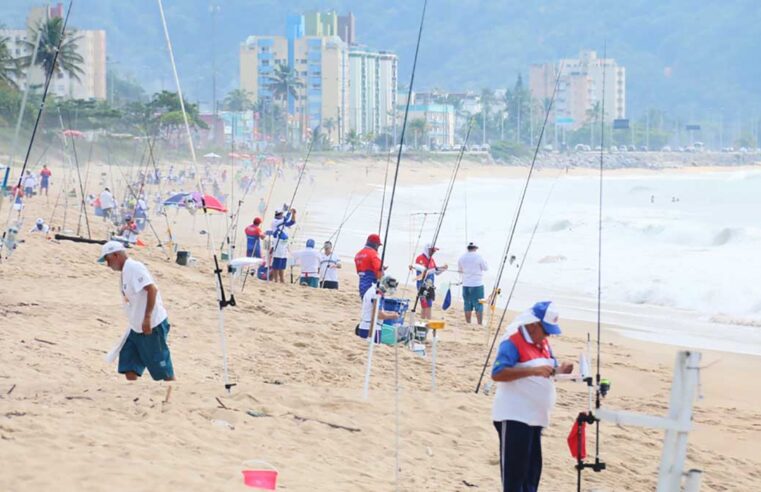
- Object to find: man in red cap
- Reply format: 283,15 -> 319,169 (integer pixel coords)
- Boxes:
245,217 -> 265,258
354,233 -> 383,299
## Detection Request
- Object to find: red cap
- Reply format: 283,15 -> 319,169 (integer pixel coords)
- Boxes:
253,217 -> 262,225
367,233 -> 382,245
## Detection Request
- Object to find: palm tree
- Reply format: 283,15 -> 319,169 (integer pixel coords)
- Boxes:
346,129 -> 361,151
0,35 -> 20,89
323,117 -> 336,144
222,88 -> 253,111
586,101 -> 602,147
267,62 -> 304,145
480,88 -> 495,145
408,118 -> 428,149
22,17 -> 84,84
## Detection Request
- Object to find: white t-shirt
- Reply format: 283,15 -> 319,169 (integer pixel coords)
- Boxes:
23,175 -> 37,188
359,288 -> 382,332
120,258 -> 167,333
458,251 -> 488,287
100,190 -> 115,210
319,252 -> 341,282
293,248 -> 321,275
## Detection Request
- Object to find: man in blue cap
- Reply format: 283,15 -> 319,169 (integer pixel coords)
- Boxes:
490,301 -> 573,492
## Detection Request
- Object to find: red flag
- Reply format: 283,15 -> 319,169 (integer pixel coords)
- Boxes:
567,413 -> 587,459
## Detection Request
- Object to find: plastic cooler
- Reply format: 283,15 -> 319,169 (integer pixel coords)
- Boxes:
381,297 -> 409,325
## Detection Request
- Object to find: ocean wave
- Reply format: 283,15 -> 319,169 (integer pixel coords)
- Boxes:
712,227 -> 743,246
710,314 -> 761,328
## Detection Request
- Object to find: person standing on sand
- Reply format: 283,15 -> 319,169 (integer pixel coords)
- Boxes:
268,207 -> 296,283
319,240 -> 341,289
100,187 -> 116,222
244,217 -> 265,258
413,243 -> 448,320
354,233 -> 383,299
39,164 -> 52,197
98,241 -> 175,381
292,238 -> 321,287
491,301 -> 572,492
458,242 -> 488,325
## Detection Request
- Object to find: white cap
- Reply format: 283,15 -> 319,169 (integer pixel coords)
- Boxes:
424,242 -> 440,253
35,217 -> 44,225
97,240 -> 126,263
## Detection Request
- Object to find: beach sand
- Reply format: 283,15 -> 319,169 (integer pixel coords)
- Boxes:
1,156 -> 760,491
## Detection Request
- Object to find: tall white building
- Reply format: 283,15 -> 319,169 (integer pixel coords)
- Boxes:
0,3 -> 106,100
348,47 -> 397,138
530,50 -> 625,129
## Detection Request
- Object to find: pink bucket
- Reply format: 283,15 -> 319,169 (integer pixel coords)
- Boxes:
241,464 -> 278,490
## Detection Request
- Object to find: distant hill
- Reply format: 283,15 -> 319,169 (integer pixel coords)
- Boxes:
2,0 -> 760,120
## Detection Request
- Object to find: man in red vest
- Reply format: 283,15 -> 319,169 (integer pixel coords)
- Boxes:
490,301 -> 573,492
354,233 -> 383,299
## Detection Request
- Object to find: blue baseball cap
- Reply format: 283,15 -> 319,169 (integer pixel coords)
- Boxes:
531,301 -> 562,335
306,238 -> 315,248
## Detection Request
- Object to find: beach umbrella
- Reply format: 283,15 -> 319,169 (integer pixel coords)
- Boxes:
192,192 -> 227,212
163,192 -> 190,206
62,129 -> 85,138
204,152 -> 221,159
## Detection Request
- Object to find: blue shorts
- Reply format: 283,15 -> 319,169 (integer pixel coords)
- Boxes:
463,285 -> 485,312
118,319 -> 174,380
271,257 -> 287,270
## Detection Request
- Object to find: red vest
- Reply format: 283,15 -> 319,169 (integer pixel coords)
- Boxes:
509,329 -> 553,363
354,246 -> 381,276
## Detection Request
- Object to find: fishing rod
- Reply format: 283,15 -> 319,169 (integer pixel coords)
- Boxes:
325,186 -> 375,243
575,44 -> 610,490
378,149 -> 393,233
408,119 -> 473,319
218,156 -> 265,256
61,111 -> 92,239
474,178 -> 560,395
363,0 -> 428,404
474,63 -> 564,394
158,0 -> 237,392
1,1 -> 74,260
138,130 -> 176,249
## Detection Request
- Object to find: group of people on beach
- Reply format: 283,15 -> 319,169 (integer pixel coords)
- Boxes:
89,156 -> 572,492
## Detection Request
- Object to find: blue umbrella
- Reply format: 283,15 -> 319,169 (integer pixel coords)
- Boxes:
163,192 -> 190,206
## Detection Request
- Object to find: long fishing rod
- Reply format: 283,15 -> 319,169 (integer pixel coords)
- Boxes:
325,186 -> 375,243
75,140 -> 94,236
158,0 -> 236,392
474,63 -> 564,394
218,156 -> 265,255
139,131 -> 176,248
378,149 -> 393,233
1,1 -> 74,259
474,178 -> 559,394
363,0 -> 428,400
408,119 -> 473,318
575,44 -> 610,490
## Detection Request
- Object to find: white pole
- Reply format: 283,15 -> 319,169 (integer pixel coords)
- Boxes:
362,292 -> 382,399
431,329 -> 438,391
157,0 -> 231,391
684,469 -> 702,492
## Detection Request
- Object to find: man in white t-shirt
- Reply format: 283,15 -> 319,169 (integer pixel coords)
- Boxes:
458,242 -> 489,324
292,238 -> 321,288
319,240 -> 342,289
99,188 -> 116,222
98,241 -> 175,381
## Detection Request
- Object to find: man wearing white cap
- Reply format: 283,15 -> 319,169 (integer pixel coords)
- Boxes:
491,301 -> 572,492
458,242 -> 488,325
413,243 -> 448,320
98,241 -> 175,381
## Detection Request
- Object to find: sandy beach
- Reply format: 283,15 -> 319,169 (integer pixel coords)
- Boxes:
1,155 -> 760,491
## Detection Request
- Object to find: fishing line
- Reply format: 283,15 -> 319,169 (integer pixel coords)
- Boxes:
474,63 -> 563,393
